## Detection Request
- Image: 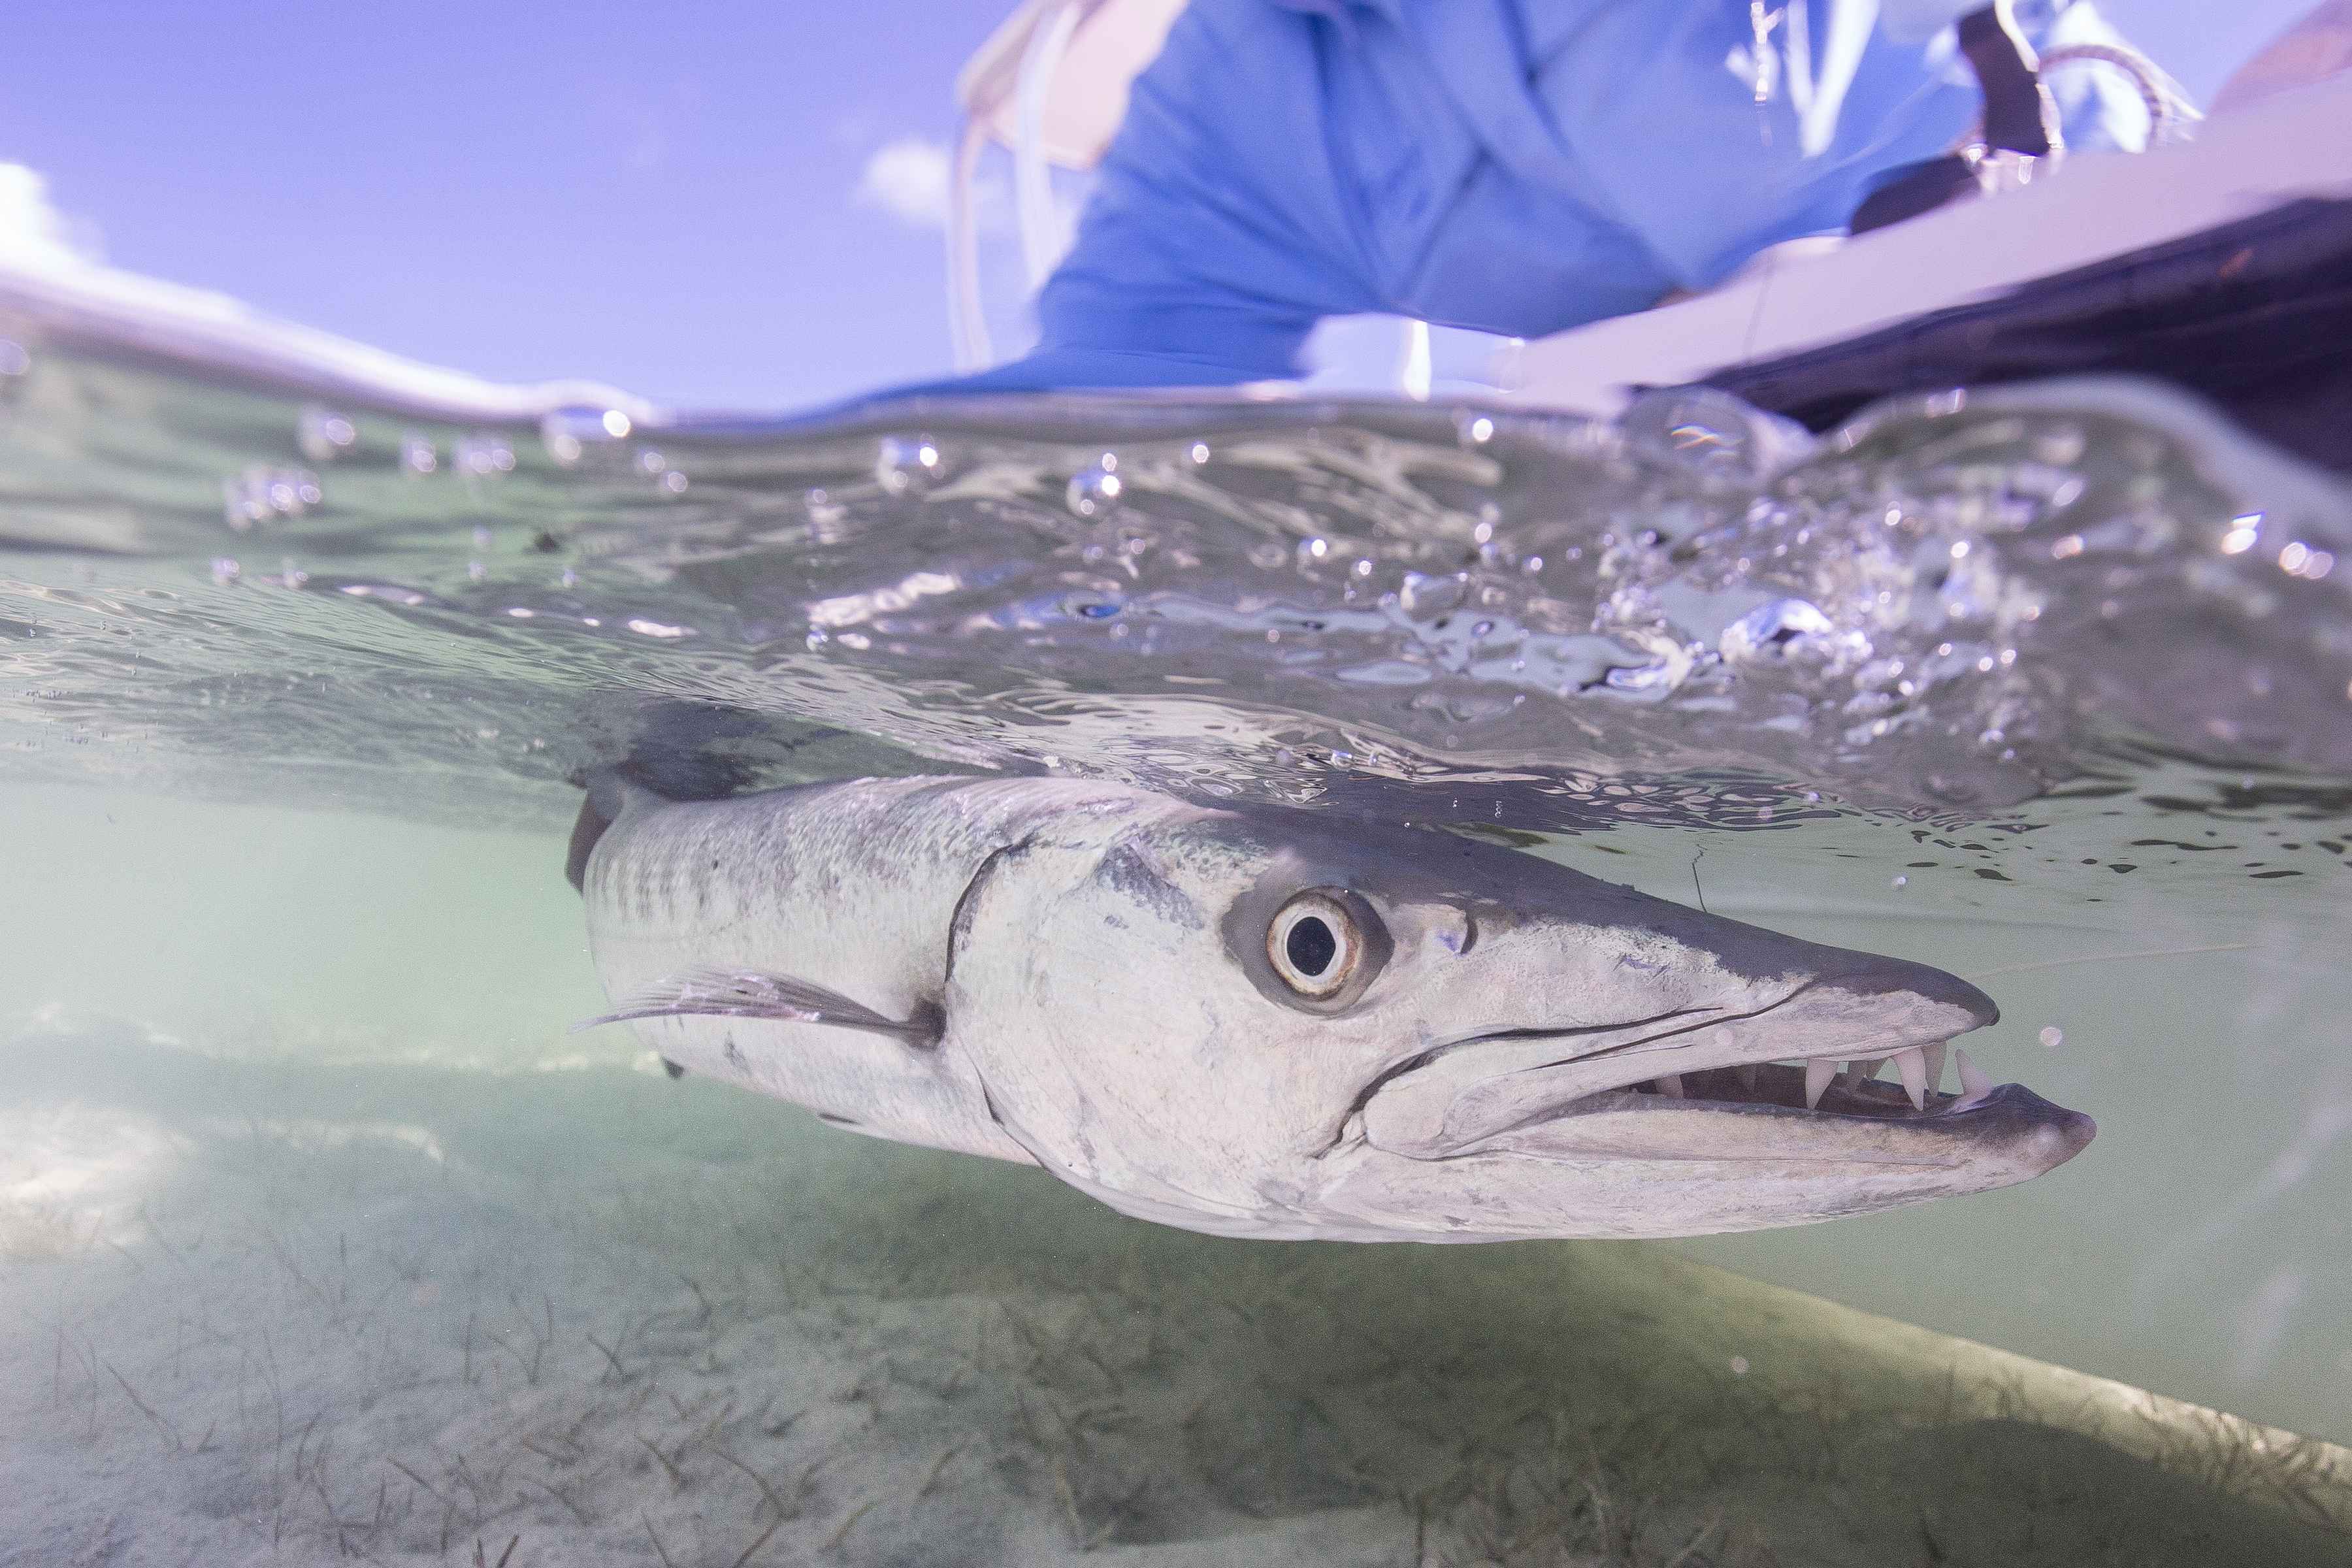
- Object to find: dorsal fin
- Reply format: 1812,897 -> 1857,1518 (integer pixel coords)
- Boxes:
563,791 -> 612,894
564,769 -> 660,893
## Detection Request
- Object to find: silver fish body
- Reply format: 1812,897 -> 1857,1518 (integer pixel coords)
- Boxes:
575,775 -> 1152,1164
573,774 -> 2093,1241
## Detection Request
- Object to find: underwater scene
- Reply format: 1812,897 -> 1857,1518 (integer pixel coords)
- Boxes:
3,327 -> 2351,1565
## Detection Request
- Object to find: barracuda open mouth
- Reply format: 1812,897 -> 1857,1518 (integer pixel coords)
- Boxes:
1624,1042 -> 1997,1117
1429,1022 -> 2098,1200
1326,963 -> 2098,1236
1356,972 -> 2020,1149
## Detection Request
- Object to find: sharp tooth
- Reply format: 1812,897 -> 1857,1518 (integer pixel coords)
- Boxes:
1654,1074 -> 1685,1098
1735,1063 -> 1760,1090
1842,1058 -> 1884,1092
1955,1047 -> 1991,1098
1804,1058 -> 1835,1109
1923,1041 -> 1948,1095
1894,1047 -> 1927,1111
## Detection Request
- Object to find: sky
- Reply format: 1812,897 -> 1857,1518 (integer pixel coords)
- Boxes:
0,1 -> 2317,414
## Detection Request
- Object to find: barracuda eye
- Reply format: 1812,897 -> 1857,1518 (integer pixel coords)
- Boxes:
1267,890 -> 1369,1000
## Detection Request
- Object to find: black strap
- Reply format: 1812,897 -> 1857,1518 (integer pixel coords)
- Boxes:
1957,1 -> 2058,157
1852,155 -> 1981,235
1849,4 -> 2055,235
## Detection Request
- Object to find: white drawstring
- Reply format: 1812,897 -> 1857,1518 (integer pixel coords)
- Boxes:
2038,41 -> 2205,143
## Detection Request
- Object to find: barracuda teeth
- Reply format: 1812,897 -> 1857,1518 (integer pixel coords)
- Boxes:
1894,1047 -> 1928,1111
1942,1047 -> 2000,1113
1654,1074 -> 1686,1098
1842,1057 -> 1885,1093
1956,1047 -> 1991,1099
1923,1041 -> 1948,1096
1804,1058 -> 1836,1110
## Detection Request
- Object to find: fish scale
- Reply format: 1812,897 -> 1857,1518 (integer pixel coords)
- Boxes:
578,773 -> 1169,1165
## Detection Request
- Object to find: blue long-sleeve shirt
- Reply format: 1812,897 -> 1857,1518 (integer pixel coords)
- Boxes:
921,0 -> 2155,394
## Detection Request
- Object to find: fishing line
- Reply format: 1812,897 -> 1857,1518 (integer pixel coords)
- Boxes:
1963,942 -> 2253,981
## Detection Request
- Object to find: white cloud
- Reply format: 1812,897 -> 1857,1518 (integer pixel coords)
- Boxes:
855,137 -> 955,229
0,163 -> 103,273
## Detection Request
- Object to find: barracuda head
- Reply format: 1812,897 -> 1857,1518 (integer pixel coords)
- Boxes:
945,805 -> 2093,1241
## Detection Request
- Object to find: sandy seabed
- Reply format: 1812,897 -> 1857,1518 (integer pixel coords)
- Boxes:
4,1013 -> 2349,1568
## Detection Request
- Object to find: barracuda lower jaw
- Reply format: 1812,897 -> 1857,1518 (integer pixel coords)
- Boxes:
1632,1043 -> 2003,1119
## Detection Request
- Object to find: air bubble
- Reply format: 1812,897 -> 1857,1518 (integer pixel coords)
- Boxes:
1720,598 -> 1832,662
1398,571 -> 1465,619
1618,385 -> 1816,485
2039,1026 -> 2064,1049
2281,542 -> 2336,580
1066,465 -> 1124,517
539,408 -> 635,465
221,466 -> 322,530
454,435 -> 515,478
876,435 -> 943,495
297,408 -> 358,462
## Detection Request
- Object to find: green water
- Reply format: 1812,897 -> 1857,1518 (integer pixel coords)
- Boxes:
3,785 -> 2346,1566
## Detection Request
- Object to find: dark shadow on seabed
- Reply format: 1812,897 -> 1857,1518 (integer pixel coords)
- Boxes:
4,1021 -> 2347,1568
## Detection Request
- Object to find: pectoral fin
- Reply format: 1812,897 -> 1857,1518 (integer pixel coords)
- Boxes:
572,966 -> 939,1047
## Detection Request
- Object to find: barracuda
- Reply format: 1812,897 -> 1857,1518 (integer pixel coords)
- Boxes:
568,774 -> 2092,1241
